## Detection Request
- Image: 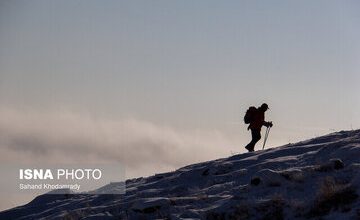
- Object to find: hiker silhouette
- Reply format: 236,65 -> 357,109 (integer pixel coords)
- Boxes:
244,103 -> 273,152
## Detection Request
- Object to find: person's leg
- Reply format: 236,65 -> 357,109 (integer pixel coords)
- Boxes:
251,129 -> 261,150
245,129 -> 261,152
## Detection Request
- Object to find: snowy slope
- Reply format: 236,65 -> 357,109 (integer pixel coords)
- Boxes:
1,130 -> 360,219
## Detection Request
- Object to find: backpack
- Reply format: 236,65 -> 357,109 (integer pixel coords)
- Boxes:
244,106 -> 258,124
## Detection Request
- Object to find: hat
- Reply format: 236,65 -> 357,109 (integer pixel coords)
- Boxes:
261,103 -> 269,110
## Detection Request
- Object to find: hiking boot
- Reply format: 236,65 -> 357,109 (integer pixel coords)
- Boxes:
245,145 -> 254,152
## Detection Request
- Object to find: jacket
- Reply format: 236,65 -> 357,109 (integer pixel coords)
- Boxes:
249,109 -> 265,130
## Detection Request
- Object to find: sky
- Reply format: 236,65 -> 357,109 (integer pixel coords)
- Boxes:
0,0 -> 360,210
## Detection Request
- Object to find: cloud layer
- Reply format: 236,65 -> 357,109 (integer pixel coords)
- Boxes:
0,108 -> 239,178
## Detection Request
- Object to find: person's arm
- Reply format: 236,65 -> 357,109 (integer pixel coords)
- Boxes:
263,121 -> 273,127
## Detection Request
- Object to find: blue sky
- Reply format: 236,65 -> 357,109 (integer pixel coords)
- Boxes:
0,0 -> 360,181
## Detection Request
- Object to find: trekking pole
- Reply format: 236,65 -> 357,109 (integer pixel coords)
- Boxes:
262,127 -> 269,150
262,126 -> 271,150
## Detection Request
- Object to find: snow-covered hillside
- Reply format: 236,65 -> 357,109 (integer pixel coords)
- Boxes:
1,130 -> 360,219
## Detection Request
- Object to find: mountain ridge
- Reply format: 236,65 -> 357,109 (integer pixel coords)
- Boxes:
1,129 -> 360,219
